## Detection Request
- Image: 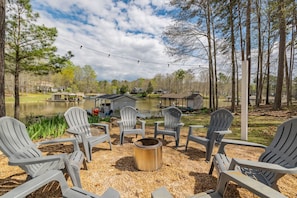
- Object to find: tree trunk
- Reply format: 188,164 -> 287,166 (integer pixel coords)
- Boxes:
246,0 -> 251,105
256,0 -> 263,107
212,19 -> 218,110
238,0 -> 244,107
206,1 -> 214,111
0,0 -> 5,117
274,0 -> 286,110
14,62 -> 20,119
265,11 -> 271,105
230,0 -> 236,112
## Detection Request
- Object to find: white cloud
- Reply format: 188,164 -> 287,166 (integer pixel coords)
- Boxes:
30,0 -> 188,81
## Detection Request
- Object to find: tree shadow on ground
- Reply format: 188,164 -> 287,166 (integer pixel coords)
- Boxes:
189,171 -> 241,197
111,134 -> 137,145
0,172 -> 27,195
0,172 -> 71,197
177,146 -> 207,161
114,156 -> 138,172
38,144 -> 74,154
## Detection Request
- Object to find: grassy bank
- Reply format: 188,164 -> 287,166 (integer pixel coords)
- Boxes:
5,93 -> 51,104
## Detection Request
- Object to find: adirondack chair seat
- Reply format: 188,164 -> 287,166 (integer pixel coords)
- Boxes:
209,117 -> 297,191
151,171 -> 286,198
2,170 -> 120,198
185,109 -> 234,161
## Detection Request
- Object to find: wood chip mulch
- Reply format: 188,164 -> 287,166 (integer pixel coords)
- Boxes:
0,126 -> 296,198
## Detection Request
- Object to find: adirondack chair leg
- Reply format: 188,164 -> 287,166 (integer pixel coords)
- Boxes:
209,162 -> 215,175
109,141 -> 112,150
120,132 -> 124,145
185,129 -> 191,151
25,175 -> 32,182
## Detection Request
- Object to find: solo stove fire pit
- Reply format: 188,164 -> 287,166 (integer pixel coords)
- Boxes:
133,138 -> 162,171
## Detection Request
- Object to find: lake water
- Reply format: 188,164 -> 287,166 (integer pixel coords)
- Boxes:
6,98 -> 162,119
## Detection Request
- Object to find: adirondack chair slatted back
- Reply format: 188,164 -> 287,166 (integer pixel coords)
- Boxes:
256,118 -> 297,185
120,106 -> 138,130
64,107 -> 92,141
162,106 -> 182,130
206,109 -> 234,142
0,117 -> 61,176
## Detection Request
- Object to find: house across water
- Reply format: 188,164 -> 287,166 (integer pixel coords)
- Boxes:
47,92 -> 84,103
91,94 -> 137,117
159,92 -> 203,112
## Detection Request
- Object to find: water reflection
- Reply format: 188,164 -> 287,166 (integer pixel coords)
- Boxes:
6,98 -> 161,119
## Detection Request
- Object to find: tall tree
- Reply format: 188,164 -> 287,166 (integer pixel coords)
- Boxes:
146,81 -> 154,94
255,0 -> 264,107
79,65 -> 98,93
163,1 -> 218,110
5,0 -> 71,119
273,0 -> 286,110
0,0 -> 5,117
229,0 -> 236,112
246,0 -> 251,105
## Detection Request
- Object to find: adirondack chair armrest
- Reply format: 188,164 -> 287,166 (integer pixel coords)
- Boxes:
211,130 -> 232,144
2,170 -> 117,198
188,125 -> 205,136
117,120 -> 123,125
1,170 -> 67,198
154,121 -> 164,129
189,125 -> 204,129
177,122 -> 184,127
91,123 -> 110,135
137,119 -> 146,129
9,154 -> 65,166
37,138 -> 80,151
154,121 -> 164,125
66,127 -> 86,135
218,139 -> 267,154
137,119 -> 146,124
213,171 -> 287,198
91,123 -> 109,128
214,130 -> 232,135
229,158 -> 297,174
117,120 -> 124,129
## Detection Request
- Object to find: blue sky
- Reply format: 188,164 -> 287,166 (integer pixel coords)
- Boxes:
30,0 -> 202,81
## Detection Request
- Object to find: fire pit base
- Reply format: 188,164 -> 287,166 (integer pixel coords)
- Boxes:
133,138 -> 162,171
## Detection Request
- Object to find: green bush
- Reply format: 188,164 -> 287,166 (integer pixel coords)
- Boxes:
26,115 -> 67,140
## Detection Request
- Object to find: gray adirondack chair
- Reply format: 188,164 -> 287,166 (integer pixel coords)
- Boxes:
209,117 -> 297,191
2,170 -> 120,198
185,108 -> 234,161
117,106 -> 146,145
151,171 -> 286,198
0,116 -> 85,188
64,107 -> 112,162
154,106 -> 184,147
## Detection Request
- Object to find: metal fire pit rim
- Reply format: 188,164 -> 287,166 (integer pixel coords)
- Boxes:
134,137 -> 162,149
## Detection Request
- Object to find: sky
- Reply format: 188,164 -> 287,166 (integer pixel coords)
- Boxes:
30,0 -> 201,81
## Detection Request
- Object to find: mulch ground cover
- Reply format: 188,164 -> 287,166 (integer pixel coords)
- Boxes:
0,115 -> 297,197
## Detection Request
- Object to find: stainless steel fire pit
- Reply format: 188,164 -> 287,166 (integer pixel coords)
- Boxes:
133,138 -> 162,171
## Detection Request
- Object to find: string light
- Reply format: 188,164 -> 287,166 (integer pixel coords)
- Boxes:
59,36 -> 203,68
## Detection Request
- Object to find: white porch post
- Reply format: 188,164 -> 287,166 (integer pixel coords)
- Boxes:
241,60 -> 248,140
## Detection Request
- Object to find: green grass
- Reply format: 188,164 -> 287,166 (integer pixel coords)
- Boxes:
5,93 -> 51,104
